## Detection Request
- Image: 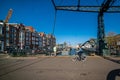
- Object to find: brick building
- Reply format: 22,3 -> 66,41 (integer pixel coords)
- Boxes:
0,22 -> 56,54
46,34 -> 56,51
3,23 -> 19,52
25,28 -> 31,49
39,32 -> 47,50
0,22 -> 4,52
25,26 -> 41,50
17,24 -> 25,50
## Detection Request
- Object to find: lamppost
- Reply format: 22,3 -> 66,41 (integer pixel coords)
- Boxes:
20,31 -> 23,50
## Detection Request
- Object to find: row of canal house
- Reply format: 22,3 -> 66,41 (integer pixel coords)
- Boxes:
0,22 -> 56,53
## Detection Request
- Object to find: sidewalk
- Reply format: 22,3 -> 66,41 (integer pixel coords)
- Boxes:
0,54 -> 9,59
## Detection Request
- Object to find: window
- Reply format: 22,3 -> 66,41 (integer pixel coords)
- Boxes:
26,37 -> 29,40
36,42 -> 39,45
32,37 -> 35,40
32,33 -> 35,36
0,26 -> 2,35
10,39 -> 13,43
36,38 -> 38,41
26,42 -> 29,45
10,28 -> 13,32
9,33 -> 14,39
32,41 -> 35,44
14,34 -> 16,37
14,38 -> 16,41
26,33 -> 29,36
6,26 -> 9,31
6,39 -> 9,46
6,33 -> 9,38
14,29 -> 16,33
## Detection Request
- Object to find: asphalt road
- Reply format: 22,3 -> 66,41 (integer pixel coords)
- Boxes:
0,56 -> 120,80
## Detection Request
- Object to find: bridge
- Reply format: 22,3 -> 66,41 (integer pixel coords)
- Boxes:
51,0 -> 120,56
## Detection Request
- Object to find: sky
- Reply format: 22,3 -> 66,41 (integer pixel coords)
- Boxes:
0,0 -> 120,46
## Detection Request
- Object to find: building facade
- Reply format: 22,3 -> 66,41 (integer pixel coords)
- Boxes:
3,23 -> 19,52
25,28 -> 31,49
0,22 -> 4,52
0,22 -> 56,53
17,24 -> 25,50
39,32 -> 47,50
46,34 -> 56,51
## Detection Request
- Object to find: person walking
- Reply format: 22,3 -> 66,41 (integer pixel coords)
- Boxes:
53,46 -> 57,56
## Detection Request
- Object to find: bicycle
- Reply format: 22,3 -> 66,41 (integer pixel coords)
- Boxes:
72,53 -> 86,62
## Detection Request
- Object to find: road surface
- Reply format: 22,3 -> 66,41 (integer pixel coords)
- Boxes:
0,56 -> 120,80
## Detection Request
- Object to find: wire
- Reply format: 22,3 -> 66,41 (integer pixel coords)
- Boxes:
78,0 -> 80,6
52,10 -> 57,36
77,0 -> 80,10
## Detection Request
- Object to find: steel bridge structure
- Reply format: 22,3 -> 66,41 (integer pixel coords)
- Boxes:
51,0 -> 120,55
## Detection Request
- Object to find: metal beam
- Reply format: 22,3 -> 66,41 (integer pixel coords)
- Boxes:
97,13 -> 105,55
51,0 -> 120,55
97,0 -> 117,55
56,6 -> 120,13
77,0 -> 80,10
99,0 -> 117,13
51,0 -> 57,10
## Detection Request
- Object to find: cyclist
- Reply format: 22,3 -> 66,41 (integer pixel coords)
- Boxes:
72,48 -> 86,61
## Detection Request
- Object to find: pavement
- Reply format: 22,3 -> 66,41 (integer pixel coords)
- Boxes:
0,54 -> 120,80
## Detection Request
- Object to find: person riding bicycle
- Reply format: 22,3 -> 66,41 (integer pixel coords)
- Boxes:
77,48 -> 86,61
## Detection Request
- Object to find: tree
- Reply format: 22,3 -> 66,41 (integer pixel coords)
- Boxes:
107,32 -> 116,37
106,32 -> 116,50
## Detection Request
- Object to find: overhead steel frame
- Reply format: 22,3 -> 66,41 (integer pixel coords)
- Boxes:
97,0 -> 117,55
51,0 -> 120,55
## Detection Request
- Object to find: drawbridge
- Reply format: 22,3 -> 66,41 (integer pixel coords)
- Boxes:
51,0 -> 120,56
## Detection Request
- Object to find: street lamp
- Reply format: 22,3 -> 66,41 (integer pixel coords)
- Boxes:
20,31 -> 22,49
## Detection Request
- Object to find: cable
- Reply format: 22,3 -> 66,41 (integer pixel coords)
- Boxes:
52,10 -> 57,36
77,0 -> 80,10
78,0 -> 80,6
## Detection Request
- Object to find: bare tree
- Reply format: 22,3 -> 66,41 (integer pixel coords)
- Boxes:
106,32 -> 117,55
107,32 -> 116,37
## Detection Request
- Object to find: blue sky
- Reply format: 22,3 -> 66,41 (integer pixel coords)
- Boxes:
0,0 -> 120,46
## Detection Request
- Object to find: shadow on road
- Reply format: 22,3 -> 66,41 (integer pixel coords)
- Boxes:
103,57 -> 120,64
107,69 -> 120,80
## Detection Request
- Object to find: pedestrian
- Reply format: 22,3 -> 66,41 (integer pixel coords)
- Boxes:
69,47 -> 72,55
53,46 -> 57,56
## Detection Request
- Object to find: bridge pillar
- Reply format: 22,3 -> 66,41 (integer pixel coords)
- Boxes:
97,13 -> 107,56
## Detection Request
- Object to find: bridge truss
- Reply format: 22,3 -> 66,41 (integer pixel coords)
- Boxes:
51,0 -> 120,55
